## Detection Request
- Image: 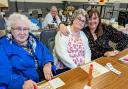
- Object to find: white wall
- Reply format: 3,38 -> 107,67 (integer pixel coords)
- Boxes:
108,0 -> 128,3
9,0 -> 128,3
9,0 -> 88,3
10,0 -> 62,3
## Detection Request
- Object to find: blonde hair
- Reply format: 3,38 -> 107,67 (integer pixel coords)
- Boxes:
7,13 -> 33,31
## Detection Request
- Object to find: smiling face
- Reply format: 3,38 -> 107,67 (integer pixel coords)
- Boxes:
88,13 -> 99,31
50,6 -> 58,17
72,14 -> 86,31
11,20 -> 29,44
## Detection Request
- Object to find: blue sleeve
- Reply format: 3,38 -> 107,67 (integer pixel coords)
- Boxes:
0,85 -> 7,89
37,41 -> 56,74
0,44 -> 28,89
0,44 -> 12,86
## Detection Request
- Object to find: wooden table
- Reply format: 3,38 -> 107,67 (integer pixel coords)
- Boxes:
105,48 -> 128,68
38,67 -> 89,89
57,67 -> 89,89
92,56 -> 128,89
38,49 -> 128,89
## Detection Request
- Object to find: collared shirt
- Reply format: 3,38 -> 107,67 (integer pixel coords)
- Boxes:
44,13 -> 61,27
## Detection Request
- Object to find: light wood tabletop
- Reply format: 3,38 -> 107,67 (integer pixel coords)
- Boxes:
38,48 -> 128,89
38,67 -> 89,89
98,48 -> 128,68
92,55 -> 128,89
57,67 -> 89,89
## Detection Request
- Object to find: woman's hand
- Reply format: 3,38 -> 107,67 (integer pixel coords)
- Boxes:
59,24 -> 69,36
22,80 -> 37,89
43,63 -> 53,80
104,50 -> 119,57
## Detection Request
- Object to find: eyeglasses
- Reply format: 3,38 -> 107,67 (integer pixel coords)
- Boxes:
11,27 -> 29,32
76,17 -> 86,23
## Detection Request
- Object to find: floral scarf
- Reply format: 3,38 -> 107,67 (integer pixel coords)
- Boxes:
6,32 -> 37,53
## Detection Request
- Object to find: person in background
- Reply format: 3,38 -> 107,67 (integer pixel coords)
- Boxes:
30,10 -> 39,25
30,10 -> 39,30
59,8 -> 128,60
38,16 -> 47,30
44,6 -> 61,28
0,13 -> 56,89
54,9 -> 91,74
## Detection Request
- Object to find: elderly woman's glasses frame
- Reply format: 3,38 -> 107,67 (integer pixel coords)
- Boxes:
75,17 -> 86,23
11,27 -> 29,32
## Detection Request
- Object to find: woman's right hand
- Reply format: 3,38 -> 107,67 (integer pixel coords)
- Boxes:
104,50 -> 119,57
59,24 -> 69,36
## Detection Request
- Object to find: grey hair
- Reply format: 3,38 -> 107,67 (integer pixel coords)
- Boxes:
50,6 -> 57,11
6,13 -> 34,31
72,8 -> 88,23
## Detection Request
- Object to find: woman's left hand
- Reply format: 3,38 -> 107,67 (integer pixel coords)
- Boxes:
43,63 -> 53,80
104,50 -> 119,57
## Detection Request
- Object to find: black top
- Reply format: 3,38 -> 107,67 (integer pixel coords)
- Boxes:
82,24 -> 128,60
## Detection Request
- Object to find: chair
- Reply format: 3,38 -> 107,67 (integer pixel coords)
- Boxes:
40,29 -> 57,52
48,37 -> 55,53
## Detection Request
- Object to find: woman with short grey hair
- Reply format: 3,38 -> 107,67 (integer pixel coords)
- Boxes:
0,13 -> 56,89
54,8 -> 91,74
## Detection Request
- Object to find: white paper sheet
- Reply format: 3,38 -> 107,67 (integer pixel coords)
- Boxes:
49,77 -> 65,89
81,61 -> 109,78
38,77 -> 65,89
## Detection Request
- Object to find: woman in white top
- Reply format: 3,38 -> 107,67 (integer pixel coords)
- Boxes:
54,8 -> 91,73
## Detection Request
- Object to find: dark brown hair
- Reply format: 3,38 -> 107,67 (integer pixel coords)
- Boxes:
87,8 -> 103,36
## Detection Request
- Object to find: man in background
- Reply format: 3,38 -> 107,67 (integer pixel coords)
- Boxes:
44,6 -> 61,28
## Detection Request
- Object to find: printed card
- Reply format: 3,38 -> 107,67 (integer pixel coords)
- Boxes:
119,54 -> 128,63
38,77 -> 65,89
49,77 -> 65,89
81,61 -> 109,78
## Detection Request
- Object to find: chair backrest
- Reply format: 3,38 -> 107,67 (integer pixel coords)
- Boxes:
40,29 -> 57,51
48,37 -> 55,53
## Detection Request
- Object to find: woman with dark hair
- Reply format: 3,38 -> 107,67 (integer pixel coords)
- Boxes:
59,8 -> 128,60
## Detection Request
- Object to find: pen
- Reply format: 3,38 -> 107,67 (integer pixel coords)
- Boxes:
33,85 -> 37,89
88,64 -> 93,86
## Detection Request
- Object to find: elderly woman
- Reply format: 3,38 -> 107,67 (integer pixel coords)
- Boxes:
54,9 -> 91,73
0,13 -> 56,89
